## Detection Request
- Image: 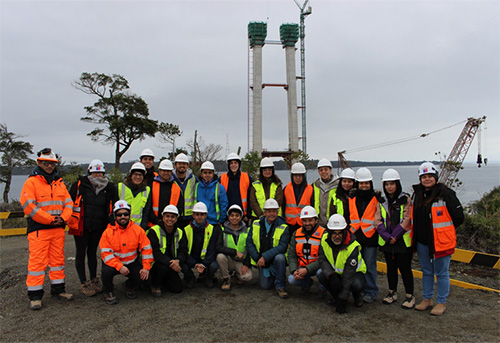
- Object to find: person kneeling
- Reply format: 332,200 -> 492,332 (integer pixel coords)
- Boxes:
318,214 -> 366,314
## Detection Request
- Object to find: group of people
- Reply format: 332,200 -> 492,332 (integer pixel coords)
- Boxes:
20,147 -> 463,316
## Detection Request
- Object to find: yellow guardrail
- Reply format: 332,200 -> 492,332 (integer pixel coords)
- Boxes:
0,211 -> 69,235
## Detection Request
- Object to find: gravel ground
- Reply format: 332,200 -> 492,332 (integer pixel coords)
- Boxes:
1,234 -> 499,343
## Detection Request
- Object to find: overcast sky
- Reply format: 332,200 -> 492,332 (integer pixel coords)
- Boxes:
1,0 -> 499,166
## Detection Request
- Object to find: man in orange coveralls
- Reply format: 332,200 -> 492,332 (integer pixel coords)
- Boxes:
99,200 -> 153,305
20,147 -> 74,310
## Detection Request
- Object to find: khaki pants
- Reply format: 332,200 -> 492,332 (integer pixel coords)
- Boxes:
216,253 -> 252,282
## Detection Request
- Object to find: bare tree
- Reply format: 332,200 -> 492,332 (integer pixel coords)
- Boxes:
186,134 -> 223,162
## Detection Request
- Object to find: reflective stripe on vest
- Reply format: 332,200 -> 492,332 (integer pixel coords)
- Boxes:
118,183 -> 150,224
313,184 -> 337,219
175,175 -> 197,217
249,221 -> 287,266
194,183 -> 221,221
295,226 -> 326,267
151,181 -> 181,216
379,202 -> 412,247
284,183 -> 314,226
221,226 -> 249,257
320,235 -> 366,274
252,180 -> 281,217
184,224 -> 214,260
220,172 -> 250,215
349,196 -> 378,238
431,200 -> 456,253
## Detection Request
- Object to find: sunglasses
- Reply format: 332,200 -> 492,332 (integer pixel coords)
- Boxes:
115,212 -> 130,217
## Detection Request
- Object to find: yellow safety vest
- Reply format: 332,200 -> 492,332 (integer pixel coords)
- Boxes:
249,221 -> 287,266
321,235 -> 366,275
184,224 -> 214,260
252,180 -> 281,217
379,203 -> 412,248
118,183 -> 150,225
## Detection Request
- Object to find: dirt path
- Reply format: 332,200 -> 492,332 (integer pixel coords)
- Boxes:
1,234 -> 499,342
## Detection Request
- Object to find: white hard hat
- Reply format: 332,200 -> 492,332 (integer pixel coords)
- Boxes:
300,206 -> 318,219
227,204 -> 243,216
130,162 -> 146,174
140,148 -> 155,159
174,153 -> 189,164
113,200 -> 131,213
355,167 -> 373,182
159,160 -> 174,171
227,153 -> 241,162
327,214 -> 347,231
260,157 -> 274,168
418,162 -> 439,177
291,162 -> 306,174
162,204 -> 179,216
193,202 -> 208,213
317,158 -> 332,169
37,148 -> 58,163
382,168 -> 401,182
88,159 -> 105,173
201,161 -> 215,171
263,198 -> 280,210
340,168 -> 356,180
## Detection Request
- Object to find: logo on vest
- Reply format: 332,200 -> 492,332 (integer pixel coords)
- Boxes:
350,259 -> 357,267
437,210 -> 443,216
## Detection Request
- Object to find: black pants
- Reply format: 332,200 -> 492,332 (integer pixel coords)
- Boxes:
151,263 -> 183,293
101,260 -> 143,293
74,230 -> 103,284
383,251 -> 414,295
318,272 -> 365,301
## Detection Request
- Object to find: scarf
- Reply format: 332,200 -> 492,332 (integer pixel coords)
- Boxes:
88,175 -> 109,195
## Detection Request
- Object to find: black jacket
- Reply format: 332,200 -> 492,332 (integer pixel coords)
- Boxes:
147,222 -> 188,267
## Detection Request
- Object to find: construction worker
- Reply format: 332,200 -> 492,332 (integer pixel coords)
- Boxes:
219,153 -> 253,222
20,148 -> 74,310
376,169 -> 415,308
311,158 -> 339,228
140,148 -> 157,187
247,199 -> 289,299
149,159 -> 184,227
318,214 -> 366,314
249,157 -> 284,221
329,168 -> 356,223
68,159 -> 115,297
412,162 -> 463,316
349,167 -> 382,304
172,153 -> 198,228
181,202 -> 219,288
147,205 -> 187,296
287,206 -> 326,296
99,200 -> 153,305
117,162 -> 152,230
282,162 -> 314,235
216,204 -> 253,291
195,161 -> 228,226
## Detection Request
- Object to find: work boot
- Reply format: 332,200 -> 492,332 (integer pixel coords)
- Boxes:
104,292 -> 118,305
317,289 -> 327,300
221,277 -> 231,291
301,286 -> 311,296
204,277 -> 214,289
125,286 -> 137,299
52,292 -> 74,301
383,290 -> 397,304
29,300 -> 42,310
276,288 -> 289,299
415,298 -> 433,311
91,278 -> 103,293
431,303 -> 446,316
353,292 -> 364,308
81,281 -> 96,297
401,294 -> 415,309
151,285 -> 162,298
363,294 -> 375,304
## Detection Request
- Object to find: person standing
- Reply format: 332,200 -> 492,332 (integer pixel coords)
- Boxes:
412,162 -> 464,316
20,148 -> 74,310
249,157 -> 284,221
68,159 -> 115,297
140,148 -> 157,187
219,153 -> 253,223
194,161 -> 228,226
311,158 -> 339,227
99,200 -> 153,305
377,168 -> 415,308
172,153 -> 198,228
329,168 -> 356,223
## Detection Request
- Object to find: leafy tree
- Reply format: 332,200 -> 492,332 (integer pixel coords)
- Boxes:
290,149 -> 313,169
0,123 -> 35,202
167,147 -> 189,161
59,161 -> 83,188
241,151 -> 261,180
73,72 -> 180,169
157,122 -> 182,158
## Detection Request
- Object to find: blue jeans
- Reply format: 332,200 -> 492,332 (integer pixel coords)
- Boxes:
287,268 -> 325,291
258,254 -> 287,290
417,242 -> 451,304
361,246 -> 379,299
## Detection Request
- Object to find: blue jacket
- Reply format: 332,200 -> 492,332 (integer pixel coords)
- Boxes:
195,177 -> 228,225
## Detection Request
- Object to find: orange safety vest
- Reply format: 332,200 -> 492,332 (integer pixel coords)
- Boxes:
151,181 -> 181,219
284,183 -> 313,226
220,172 -> 250,215
349,196 -> 378,238
295,226 -> 325,267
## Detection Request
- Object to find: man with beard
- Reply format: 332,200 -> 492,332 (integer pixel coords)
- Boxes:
140,148 -> 157,187
172,153 -> 198,228
318,214 -> 366,314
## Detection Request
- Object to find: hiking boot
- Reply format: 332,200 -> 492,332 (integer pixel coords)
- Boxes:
29,300 -> 42,310
431,303 -> 446,316
151,285 -> 162,298
125,286 -> 137,299
401,294 -> 415,309
354,292 -> 364,307
276,288 -> 289,299
52,292 -> 74,301
104,292 -> 118,305
383,291 -> 397,304
91,278 -> 103,293
415,298 -> 433,311
363,294 -> 375,304
81,281 -> 96,297
221,277 -> 231,291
